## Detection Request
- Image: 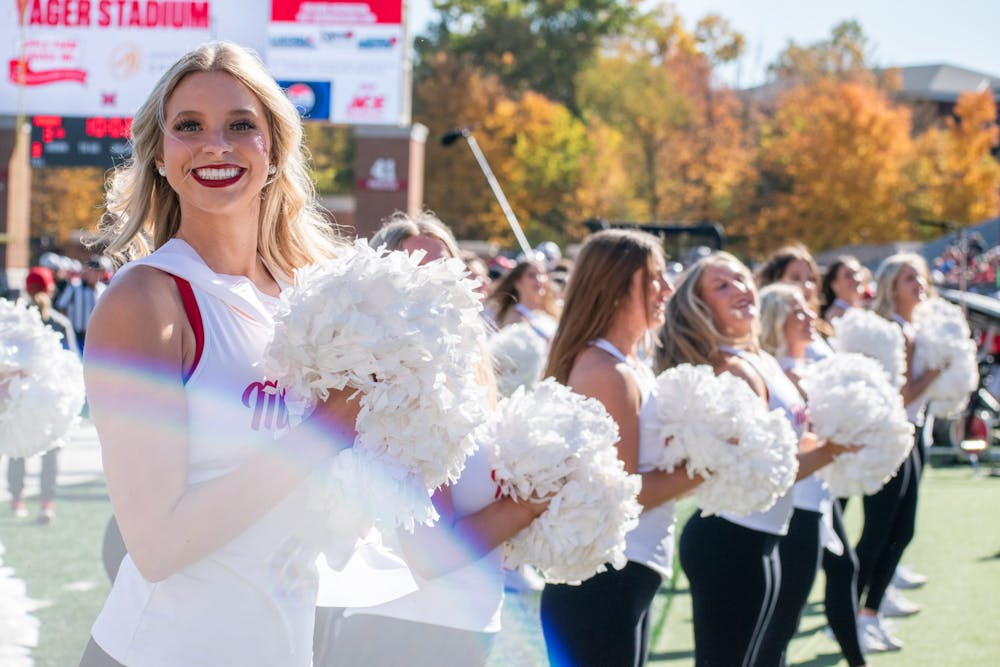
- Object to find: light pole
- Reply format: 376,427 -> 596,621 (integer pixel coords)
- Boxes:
441,127 -> 534,257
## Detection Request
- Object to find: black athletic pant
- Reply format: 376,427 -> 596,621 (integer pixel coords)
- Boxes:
823,498 -> 865,666
541,560 -> 662,667
757,509 -> 822,666
855,432 -> 921,612
679,511 -> 782,667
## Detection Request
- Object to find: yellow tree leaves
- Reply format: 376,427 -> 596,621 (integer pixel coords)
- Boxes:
907,90 -> 1000,232
30,166 -> 106,246
417,53 -> 604,246
933,91 -> 998,226
755,80 -> 914,253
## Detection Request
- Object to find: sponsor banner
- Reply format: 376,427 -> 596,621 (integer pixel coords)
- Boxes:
276,79 -> 331,120
267,4 -> 405,124
3,1 -> 406,126
2,1 -> 266,116
270,0 -> 401,25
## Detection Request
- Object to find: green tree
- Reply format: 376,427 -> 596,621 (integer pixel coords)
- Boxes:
303,124 -> 354,194
421,0 -> 640,111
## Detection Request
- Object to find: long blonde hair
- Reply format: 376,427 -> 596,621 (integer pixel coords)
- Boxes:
545,229 -> 663,384
871,253 -> 933,319
758,283 -> 802,357
656,252 -> 758,372
95,41 -> 342,275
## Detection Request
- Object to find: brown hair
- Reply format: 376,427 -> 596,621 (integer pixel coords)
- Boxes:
545,229 -> 664,383
488,260 -> 559,324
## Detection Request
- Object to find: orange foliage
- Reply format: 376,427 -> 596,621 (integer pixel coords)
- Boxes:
753,79 -> 914,253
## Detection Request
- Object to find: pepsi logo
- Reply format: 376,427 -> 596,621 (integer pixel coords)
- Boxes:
285,83 -> 316,115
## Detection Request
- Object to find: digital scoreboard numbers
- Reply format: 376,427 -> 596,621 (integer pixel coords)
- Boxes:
30,116 -> 133,168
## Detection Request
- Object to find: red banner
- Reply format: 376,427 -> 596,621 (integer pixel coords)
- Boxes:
270,0 -> 401,25
9,58 -> 87,85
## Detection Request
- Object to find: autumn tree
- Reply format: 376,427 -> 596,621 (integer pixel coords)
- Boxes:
414,52 -> 611,246
30,166 -> 106,248
752,79 -> 915,253
576,7 -> 754,228
905,90 -> 1000,229
767,19 -> 872,82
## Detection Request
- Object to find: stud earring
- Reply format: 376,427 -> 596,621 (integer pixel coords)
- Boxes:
157,165 -> 166,176
268,164 -> 277,176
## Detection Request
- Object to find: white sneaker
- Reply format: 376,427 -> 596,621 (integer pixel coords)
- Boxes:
857,615 -> 903,652
881,586 -> 921,617
892,563 -> 928,589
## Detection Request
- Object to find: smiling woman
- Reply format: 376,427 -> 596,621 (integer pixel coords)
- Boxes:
77,42 -> 359,667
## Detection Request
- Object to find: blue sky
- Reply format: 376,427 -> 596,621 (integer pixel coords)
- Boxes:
407,0 -> 999,87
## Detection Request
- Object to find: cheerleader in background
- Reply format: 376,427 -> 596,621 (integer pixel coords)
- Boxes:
486,259 -> 560,340
820,256 -> 866,323
854,253 -> 942,652
540,229 -> 700,667
756,247 -> 867,664
320,212 -> 549,667
486,254 -> 562,591
658,252 -> 855,667
754,284 -> 867,666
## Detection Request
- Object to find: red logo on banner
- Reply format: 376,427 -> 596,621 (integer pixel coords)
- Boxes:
9,58 -> 86,86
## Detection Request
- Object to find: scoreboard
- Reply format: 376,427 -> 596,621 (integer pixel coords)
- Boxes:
30,116 -> 132,168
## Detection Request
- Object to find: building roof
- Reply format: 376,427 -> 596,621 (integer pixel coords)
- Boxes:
891,63 -> 1000,103
739,63 -> 1000,105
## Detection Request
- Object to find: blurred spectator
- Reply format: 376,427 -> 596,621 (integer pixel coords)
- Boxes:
6,266 -> 76,524
535,241 -> 562,271
56,255 -> 110,353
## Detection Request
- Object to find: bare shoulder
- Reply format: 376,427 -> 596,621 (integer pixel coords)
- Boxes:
86,266 -> 185,359
715,354 -> 767,400
568,347 -> 638,410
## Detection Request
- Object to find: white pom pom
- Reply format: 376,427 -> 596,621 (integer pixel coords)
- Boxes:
913,298 -> 979,418
644,364 -> 799,517
487,323 -> 548,397
483,379 -> 642,585
829,309 -> 907,387
0,300 -> 85,458
799,353 -> 914,496
265,241 -> 490,527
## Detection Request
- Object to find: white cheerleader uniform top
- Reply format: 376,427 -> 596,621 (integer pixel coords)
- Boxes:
778,349 -> 843,555
91,239 -> 329,667
894,313 -> 930,426
718,346 -> 805,536
513,303 -> 558,341
594,338 -> 676,580
343,444 -> 506,633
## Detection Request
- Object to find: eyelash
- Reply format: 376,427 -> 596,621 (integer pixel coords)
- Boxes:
171,119 -> 257,132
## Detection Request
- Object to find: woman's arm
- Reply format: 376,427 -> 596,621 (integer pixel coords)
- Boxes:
86,267 -> 356,582
398,485 -> 546,580
794,432 -> 859,480
569,350 -> 698,508
900,338 -> 943,406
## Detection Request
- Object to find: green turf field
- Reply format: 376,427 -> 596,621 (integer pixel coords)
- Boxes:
1,465 -> 997,666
